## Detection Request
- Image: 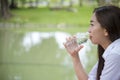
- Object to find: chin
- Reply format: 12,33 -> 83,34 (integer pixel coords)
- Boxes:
90,39 -> 98,45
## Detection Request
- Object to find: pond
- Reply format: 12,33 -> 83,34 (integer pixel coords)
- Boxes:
0,30 -> 97,80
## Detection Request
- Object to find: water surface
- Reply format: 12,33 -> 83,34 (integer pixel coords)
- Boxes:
0,30 -> 97,80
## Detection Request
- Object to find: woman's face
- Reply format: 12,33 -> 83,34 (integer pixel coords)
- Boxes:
88,13 -> 109,45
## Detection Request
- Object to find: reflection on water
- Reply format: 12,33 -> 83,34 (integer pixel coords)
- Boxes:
23,32 -> 52,51
22,32 -> 70,51
0,30 -> 97,80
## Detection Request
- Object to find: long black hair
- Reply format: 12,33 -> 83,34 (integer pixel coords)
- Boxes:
93,5 -> 120,80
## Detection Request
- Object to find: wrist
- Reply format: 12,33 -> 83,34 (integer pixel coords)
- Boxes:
71,54 -> 80,61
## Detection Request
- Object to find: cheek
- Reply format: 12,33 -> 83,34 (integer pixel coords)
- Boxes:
90,34 -> 99,44
90,31 -> 104,44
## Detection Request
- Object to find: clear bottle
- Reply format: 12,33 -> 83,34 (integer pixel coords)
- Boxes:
76,32 -> 89,45
65,32 -> 89,51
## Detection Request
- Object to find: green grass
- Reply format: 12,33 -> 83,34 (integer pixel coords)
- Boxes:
0,26 -> 89,35
0,5 -> 96,33
11,6 -> 93,26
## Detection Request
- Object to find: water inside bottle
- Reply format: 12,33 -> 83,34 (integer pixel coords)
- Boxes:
65,32 -> 89,51
76,32 -> 89,45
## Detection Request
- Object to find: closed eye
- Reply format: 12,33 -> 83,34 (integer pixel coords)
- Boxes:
90,23 -> 94,26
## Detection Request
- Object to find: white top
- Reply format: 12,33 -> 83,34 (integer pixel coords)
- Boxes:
88,38 -> 120,80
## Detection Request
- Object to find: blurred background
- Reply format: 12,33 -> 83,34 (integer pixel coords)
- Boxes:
0,0 -> 120,80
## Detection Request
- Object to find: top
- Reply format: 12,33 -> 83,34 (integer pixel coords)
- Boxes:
88,38 -> 120,80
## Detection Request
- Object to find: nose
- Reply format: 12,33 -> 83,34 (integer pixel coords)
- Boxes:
88,27 -> 91,34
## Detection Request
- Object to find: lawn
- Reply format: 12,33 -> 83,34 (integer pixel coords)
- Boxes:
0,5 -> 96,33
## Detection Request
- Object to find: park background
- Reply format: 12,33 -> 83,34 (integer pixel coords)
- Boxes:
0,0 -> 120,80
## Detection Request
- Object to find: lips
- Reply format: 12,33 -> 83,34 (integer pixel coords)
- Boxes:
89,36 -> 92,40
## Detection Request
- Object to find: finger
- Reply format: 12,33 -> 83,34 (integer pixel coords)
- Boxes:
66,36 -> 72,41
66,37 -> 69,41
63,42 -> 67,48
75,45 -> 84,52
69,36 -> 73,41
73,35 -> 77,38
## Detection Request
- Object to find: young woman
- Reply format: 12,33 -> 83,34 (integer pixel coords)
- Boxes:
63,5 -> 120,80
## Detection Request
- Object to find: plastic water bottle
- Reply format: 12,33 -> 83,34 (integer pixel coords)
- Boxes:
65,32 -> 89,51
76,32 -> 89,45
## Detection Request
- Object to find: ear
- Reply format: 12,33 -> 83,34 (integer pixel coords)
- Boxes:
104,29 -> 108,36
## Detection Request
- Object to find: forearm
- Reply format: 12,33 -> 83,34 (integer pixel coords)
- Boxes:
63,36 -> 88,79
72,57 -> 88,80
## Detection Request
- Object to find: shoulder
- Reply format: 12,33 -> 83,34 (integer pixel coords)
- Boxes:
101,52 -> 120,80
109,38 -> 120,55
103,38 -> 120,59
104,39 -> 120,65
110,42 -> 120,55
106,45 -> 120,60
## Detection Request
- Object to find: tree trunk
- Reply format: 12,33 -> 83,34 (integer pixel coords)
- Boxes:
9,0 -> 18,9
35,0 -> 39,7
69,0 -> 73,8
29,0 -> 34,8
47,0 -> 50,8
21,0 -> 25,8
79,0 -> 83,6
0,0 -> 12,19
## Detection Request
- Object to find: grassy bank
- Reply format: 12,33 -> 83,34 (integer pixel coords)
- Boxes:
0,5 -> 96,33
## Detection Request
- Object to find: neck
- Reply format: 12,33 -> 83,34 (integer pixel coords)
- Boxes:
100,39 -> 112,49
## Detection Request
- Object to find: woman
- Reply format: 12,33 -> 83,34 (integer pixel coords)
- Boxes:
63,5 -> 120,80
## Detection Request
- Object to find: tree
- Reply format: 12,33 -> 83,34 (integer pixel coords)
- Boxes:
79,0 -> 83,6
0,0 -> 12,19
69,0 -> 73,8
21,0 -> 26,8
9,0 -> 18,9
35,0 -> 39,7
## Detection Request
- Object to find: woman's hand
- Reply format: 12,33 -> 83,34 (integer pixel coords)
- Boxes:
63,36 -> 84,57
